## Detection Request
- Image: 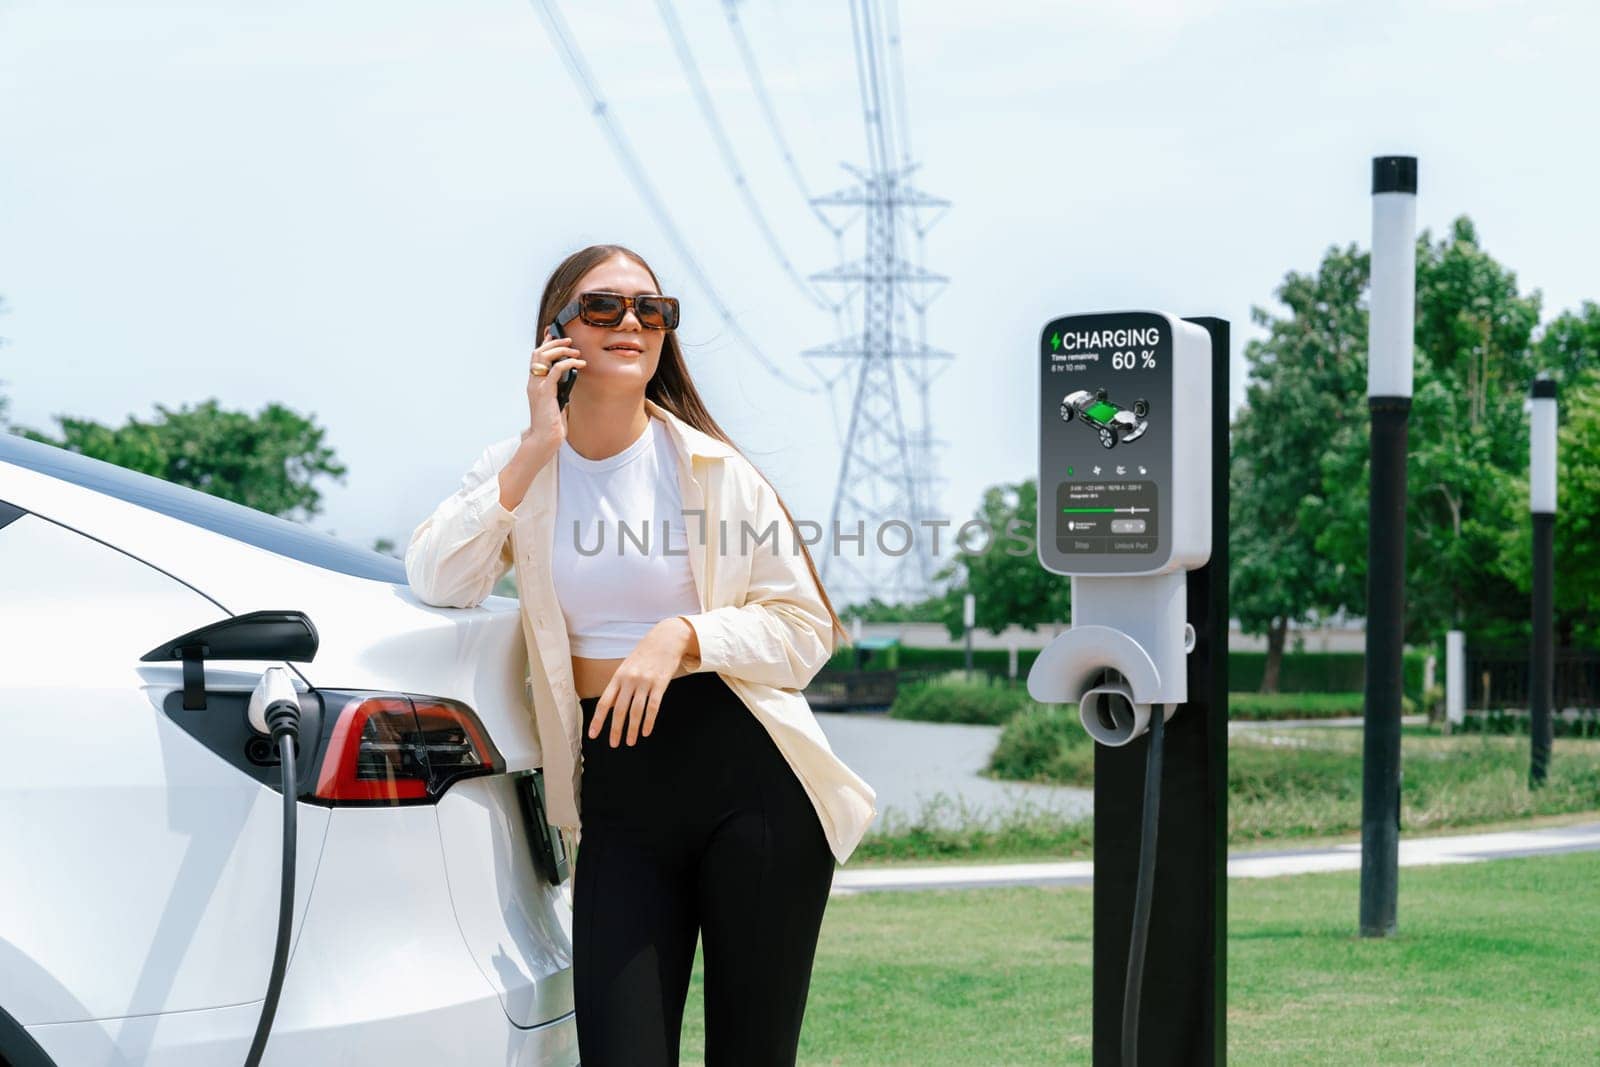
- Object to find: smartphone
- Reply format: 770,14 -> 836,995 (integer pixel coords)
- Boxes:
547,305 -> 583,411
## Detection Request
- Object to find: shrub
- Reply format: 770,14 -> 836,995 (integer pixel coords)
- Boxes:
1227,649 -> 1429,701
984,703 -> 1094,785
987,694 -> 1413,785
888,677 -> 1035,725
1228,692 -> 1417,720
894,645 -> 1038,679
1228,692 -> 1361,719
841,645 -> 1431,702
1458,711 -> 1600,738
853,792 -> 1093,862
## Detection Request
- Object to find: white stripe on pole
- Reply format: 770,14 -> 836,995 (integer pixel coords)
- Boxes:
1446,629 -> 1465,727
1369,192 -> 1417,398
1531,396 -> 1558,514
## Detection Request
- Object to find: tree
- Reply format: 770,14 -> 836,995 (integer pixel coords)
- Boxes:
842,594 -> 949,624
1230,243 -> 1370,690
934,477 -> 1070,640
20,399 -> 347,520
1231,215 -> 1589,659
1498,369 -> 1600,646
1313,217 -> 1542,643
1550,371 -> 1600,644
1534,301 -> 1600,386
1535,305 -> 1600,641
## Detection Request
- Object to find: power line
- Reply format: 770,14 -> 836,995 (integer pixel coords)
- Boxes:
721,0 -> 843,239
883,0 -> 914,170
526,0 -> 820,395
654,0 -> 832,311
846,0 -> 888,175
883,0 -> 952,530
714,0 -> 870,447
807,0 -> 953,605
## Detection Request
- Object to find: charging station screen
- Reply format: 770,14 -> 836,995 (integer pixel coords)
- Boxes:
1038,311 -> 1174,575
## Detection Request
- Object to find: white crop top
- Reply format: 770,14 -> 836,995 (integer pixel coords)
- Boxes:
551,416 -> 703,658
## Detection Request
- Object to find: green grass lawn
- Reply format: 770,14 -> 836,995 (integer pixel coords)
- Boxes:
919,714 -> 1600,864
1229,727 -> 1600,842
673,851 -> 1600,1064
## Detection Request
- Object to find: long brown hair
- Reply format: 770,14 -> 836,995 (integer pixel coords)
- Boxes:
536,243 -> 851,653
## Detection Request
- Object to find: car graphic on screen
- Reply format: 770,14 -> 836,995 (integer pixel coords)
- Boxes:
1059,389 -> 1151,449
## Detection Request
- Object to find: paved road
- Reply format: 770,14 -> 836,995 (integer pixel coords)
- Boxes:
814,711 -> 1093,833
830,820 -> 1600,894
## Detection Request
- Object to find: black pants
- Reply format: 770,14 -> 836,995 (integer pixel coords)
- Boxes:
573,671 -> 835,1066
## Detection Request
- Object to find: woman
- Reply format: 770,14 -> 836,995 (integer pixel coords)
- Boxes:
404,243 -> 877,1066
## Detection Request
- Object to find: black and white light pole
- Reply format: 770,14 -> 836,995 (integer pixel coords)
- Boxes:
963,593 -> 975,679
1529,373 -> 1558,787
1360,155 -> 1417,939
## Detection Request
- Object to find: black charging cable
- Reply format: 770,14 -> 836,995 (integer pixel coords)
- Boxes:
1121,704 -> 1165,1067
245,698 -> 302,1067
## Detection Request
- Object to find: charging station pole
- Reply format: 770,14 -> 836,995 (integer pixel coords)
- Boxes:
1093,318 -> 1227,1065
1529,373 -> 1558,786
1360,155 -> 1416,939
1030,312 -> 1228,1064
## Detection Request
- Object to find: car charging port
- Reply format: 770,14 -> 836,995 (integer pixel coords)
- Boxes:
244,735 -> 278,767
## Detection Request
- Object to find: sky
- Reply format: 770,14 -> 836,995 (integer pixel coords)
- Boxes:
2,0 -> 1597,582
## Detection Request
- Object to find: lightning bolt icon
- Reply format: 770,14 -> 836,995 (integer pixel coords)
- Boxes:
1051,332 -> 1061,351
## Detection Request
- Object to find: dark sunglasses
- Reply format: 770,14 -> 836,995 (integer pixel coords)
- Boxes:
557,290 -> 681,331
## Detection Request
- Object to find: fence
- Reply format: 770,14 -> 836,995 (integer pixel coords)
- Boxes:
804,666 -> 1021,711
1461,645 -> 1600,731
1463,646 -> 1600,711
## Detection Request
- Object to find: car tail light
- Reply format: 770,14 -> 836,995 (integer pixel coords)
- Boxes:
312,693 -> 504,805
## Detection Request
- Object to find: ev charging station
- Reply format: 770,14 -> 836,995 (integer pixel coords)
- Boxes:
1028,311 -> 1228,1065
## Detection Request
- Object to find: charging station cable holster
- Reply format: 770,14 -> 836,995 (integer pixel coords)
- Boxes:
1027,570 -> 1191,746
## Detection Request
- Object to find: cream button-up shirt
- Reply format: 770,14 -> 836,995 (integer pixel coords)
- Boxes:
404,398 -> 878,866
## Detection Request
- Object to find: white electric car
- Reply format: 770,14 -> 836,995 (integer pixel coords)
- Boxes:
0,432 -> 579,1066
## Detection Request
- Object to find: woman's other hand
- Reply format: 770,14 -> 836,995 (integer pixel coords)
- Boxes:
587,618 -> 697,748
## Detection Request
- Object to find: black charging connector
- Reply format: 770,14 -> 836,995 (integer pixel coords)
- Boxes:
244,699 -> 302,1067
1120,705 -> 1165,1067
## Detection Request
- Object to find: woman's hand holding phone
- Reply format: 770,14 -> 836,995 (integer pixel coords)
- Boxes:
498,327 -> 586,511
524,326 -> 586,455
